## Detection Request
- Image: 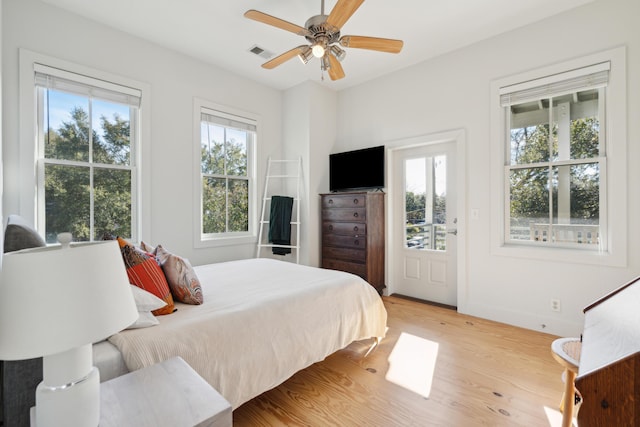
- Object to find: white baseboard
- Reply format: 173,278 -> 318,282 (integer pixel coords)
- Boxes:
460,302 -> 583,338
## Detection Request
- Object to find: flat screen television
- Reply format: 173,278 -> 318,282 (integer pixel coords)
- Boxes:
329,145 -> 385,192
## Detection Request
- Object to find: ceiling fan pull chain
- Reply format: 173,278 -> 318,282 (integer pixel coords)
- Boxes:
321,0 -> 325,15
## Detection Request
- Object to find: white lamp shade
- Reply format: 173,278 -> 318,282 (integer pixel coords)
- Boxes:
0,240 -> 137,360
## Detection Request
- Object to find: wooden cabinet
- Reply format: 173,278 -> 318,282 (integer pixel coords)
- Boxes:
574,276 -> 640,427
321,192 -> 385,294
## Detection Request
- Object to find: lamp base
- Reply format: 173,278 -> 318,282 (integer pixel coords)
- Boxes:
35,345 -> 100,427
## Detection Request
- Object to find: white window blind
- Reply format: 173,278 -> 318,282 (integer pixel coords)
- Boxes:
499,62 -> 610,107
34,63 -> 141,107
201,109 -> 256,132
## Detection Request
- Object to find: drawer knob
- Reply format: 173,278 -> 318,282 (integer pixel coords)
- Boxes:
354,240 -> 360,246
328,199 -> 334,204
353,212 -> 359,218
353,199 -> 359,205
328,225 -> 333,231
353,226 -> 359,232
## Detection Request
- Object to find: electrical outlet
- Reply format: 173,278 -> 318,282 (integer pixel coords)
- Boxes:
550,299 -> 561,312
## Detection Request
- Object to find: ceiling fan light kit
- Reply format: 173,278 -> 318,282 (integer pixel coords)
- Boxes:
298,46 -> 314,64
330,45 -> 347,62
321,55 -> 331,71
244,0 -> 403,81
312,43 -> 326,58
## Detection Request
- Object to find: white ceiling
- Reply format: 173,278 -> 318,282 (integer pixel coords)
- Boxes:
39,0 -> 594,92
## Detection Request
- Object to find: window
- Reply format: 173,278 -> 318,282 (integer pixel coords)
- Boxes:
197,101 -> 256,244
404,155 -> 448,251
501,63 -> 608,249
35,64 -> 141,243
490,47 -> 627,266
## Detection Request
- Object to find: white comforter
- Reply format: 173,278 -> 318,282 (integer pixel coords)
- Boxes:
108,258 -> 387,409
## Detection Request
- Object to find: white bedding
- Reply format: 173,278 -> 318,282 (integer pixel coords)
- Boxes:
108,258 -> 387,409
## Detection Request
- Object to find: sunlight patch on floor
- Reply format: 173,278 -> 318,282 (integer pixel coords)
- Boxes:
385,332 -> 438,398
544,405 -> 577,427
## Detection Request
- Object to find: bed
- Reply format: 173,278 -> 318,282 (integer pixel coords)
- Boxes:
105,257 -> 388,409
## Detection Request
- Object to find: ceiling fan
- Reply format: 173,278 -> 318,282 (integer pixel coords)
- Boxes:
244,0 -> 403,81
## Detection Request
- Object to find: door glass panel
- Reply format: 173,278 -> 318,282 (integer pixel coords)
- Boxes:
405,155 -> 447,251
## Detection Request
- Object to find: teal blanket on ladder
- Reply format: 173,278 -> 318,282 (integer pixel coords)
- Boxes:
268,196 -> 293,255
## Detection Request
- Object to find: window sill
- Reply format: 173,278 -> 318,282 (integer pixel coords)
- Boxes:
194,234 -> 257,249
491,242 -> 626,268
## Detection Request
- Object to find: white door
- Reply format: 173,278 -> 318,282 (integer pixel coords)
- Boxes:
392,142 -> 457,306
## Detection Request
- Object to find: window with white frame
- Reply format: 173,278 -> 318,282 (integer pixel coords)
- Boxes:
198,107 -> 255,240
500,62 -> 610,250
35,64 -> 140,243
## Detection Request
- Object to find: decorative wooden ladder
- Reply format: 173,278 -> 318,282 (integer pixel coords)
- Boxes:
256,157 -> 302,264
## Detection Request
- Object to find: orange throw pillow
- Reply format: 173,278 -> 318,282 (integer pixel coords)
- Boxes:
117,237 -> 175,315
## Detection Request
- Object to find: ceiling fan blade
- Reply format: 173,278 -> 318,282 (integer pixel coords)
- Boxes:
262,46 -> 308,69
339,35 -> 403,53
326,0 -> 364,29
327,54 -> 346,81
244,10 -> 310,36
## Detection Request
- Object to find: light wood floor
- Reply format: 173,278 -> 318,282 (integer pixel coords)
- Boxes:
233,296 -> 566,427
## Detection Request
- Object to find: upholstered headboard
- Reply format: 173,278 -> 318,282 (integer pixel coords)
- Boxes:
1,215 -> 47,427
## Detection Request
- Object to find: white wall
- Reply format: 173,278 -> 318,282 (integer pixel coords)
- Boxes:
281,81 -> 337,267
1,0 -> 283,265
335,0 -> 640,336
307,83 -> 338,266
281,84 -> 312,265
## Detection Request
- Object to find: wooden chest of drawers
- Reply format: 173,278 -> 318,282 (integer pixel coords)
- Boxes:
320,192 -> 385,294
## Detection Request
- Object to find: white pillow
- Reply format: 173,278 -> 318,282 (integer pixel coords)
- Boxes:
126,285 -> 167,329
129,311 -> 160,329
130,284 -> 167,311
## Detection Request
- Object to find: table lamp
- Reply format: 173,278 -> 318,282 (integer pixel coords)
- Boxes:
0,233 -> 138,427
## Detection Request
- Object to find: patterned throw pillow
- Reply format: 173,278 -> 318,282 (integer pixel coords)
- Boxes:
139,241 -> 155,255
154,245 -> 204,305
117,237 -> 176,315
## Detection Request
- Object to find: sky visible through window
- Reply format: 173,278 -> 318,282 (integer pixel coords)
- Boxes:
405,155 -> 446,196
46,90 -> 129,138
